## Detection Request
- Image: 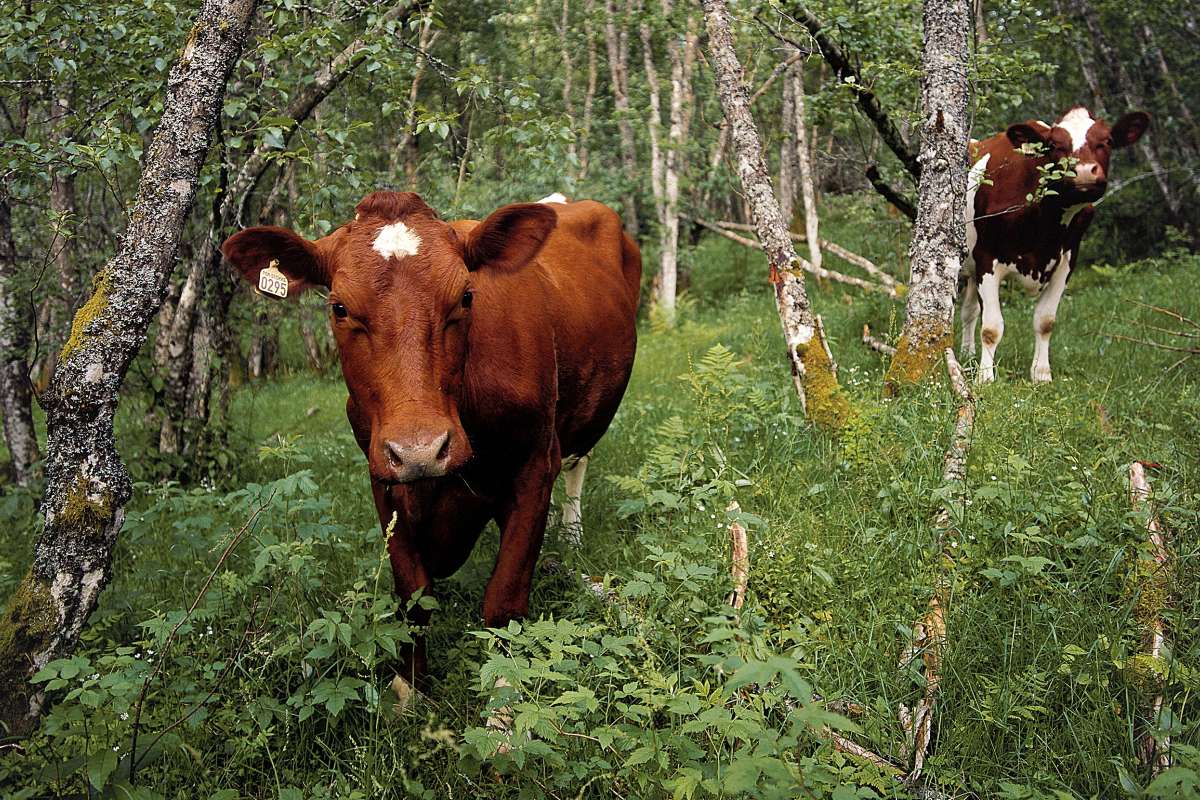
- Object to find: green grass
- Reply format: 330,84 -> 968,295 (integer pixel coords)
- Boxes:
2,227 -> 1198,799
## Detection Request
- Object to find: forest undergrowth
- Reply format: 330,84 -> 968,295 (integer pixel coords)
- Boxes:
2,228 -> 1198,799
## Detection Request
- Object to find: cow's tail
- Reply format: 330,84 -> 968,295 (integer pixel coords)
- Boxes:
619,231 -> 643,309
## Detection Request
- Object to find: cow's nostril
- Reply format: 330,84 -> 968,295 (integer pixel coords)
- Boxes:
386,440 -> 406,466
433,431 -> 451,463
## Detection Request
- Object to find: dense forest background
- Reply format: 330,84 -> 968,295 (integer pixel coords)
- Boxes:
1,0 -> 1198,797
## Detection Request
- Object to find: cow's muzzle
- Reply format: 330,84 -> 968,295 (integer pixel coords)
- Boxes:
383,429 -> 453,483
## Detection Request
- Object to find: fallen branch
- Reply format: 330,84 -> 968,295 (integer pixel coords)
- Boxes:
1129,461 -> 1172,776
689,217 -> 899,298
726,500 -> 749,609
484,675 -> 517,755
899,349 -> 974,779
862,324 -> 897,356
710,219 -> 900,289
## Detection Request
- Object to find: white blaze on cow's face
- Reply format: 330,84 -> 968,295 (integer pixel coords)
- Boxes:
373,220 -> 423,260
1049,106 -> 1151,199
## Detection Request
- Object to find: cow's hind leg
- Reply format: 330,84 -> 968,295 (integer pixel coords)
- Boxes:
977,269 -> 1004,383
960,277 -> 980,360
560,454 -> 588,547
1031,252 -> 1071,383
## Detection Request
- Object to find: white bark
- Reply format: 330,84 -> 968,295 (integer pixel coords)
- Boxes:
886,0 -> 971,394
604,0 -> 639,235
701,0 -> 847,425
789,62 -> 822,272
0,186 -> 41,486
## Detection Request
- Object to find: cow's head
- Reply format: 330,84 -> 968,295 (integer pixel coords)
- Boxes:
222,191 -> 557,484
1006,106 -> 1149,201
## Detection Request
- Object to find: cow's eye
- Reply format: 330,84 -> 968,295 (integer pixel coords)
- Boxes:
461,290 -> 473,309
331,303 -> 348,319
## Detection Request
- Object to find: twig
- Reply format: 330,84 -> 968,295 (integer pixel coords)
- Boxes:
726,501 -> 749,610
1129,461 -> 1172,776
710,219 -> 899,288
862,324 -> 897,356
689,217 -> 898,297
866,165 -> 918,221
899,350 -> 974,779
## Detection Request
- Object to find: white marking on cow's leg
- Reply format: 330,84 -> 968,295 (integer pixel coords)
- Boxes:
538,192 -> 568,204
960,277 -> 980,359
1031,251 -> 1071,383
977,270 -> 1005,384
373,221 -> 422,260
561,454 -> 588,547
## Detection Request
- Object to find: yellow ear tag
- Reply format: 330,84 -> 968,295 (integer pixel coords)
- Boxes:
257,259 -> 289,298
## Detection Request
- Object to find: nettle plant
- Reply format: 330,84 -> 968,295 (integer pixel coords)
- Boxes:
1018,141 -> 1079,204
16,470 -> 418,798
454,345 -> 896,797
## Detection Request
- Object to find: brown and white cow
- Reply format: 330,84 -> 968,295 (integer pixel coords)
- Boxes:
223,191 -> 641,682
962,105 -> 1149,382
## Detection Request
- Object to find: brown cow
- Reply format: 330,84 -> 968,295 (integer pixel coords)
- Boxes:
962,105 -> 1149,383
222,191 -> 641,684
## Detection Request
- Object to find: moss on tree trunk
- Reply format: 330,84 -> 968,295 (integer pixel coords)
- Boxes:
884,317 -> 953,396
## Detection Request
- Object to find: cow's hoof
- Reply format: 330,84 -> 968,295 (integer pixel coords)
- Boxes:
1030,367 -> 1053,383
390,675 -> 418,715
976,369 -> 995,385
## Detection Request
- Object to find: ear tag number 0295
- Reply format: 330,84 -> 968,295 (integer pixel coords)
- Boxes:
258,259 -> 289,298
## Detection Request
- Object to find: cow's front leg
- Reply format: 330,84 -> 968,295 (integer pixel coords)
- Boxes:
1030,253 -> 1071,383
372,482 -> 432,687
977,270 -> 1004,383
483,453 -> 558,627
959,277 -> 980,360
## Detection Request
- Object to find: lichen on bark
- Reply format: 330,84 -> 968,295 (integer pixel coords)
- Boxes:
796,335 -> 854,429
0,572 -> 59,724
884,317 -> 954,396
58,269 -> 112,362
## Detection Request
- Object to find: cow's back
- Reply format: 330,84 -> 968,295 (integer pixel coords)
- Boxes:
451,200 -> 640,461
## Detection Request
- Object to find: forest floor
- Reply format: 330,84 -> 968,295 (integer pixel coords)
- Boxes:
3,217 -> 1199,798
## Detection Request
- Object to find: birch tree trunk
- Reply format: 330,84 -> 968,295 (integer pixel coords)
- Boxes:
701,0 -> 850,428
0,0 -> 257,737
577,0 -> 599,180
557,0 -> 578,167
657,12 -> 698,324
605,0 -> 639,235
884,0 -> 970,395
789,62 -> 822,272
0,183 -> 41,486
778,69 -> 797,225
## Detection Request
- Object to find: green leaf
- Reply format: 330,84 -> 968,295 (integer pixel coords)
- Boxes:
87,748 -> 118,790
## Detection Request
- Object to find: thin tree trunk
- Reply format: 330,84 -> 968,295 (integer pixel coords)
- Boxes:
973,0 -> 988,42
577,0 -> 599,179
778,68 -> 797,225
557,0 -> 578,166
0,183 -> 40,485
790,61 -> 822,272
884,0 -> 971,395
605,0 -> 639,235
0,0 -> 257,737
656,12 -> 698,323
398,18 -> 438,188
701,0 -> 850,428
1073,0 -> 1189,214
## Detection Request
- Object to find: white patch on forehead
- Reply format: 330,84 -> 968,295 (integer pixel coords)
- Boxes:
538,192 -> 567,204
372,221 -> 421,260
1056,107 -> 1095,152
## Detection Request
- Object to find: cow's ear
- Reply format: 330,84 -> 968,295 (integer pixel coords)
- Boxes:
462,203 -> 557,273
1006,121 -> 1050,149
1110,111 -> 1150,148
221,226 -> 331,296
